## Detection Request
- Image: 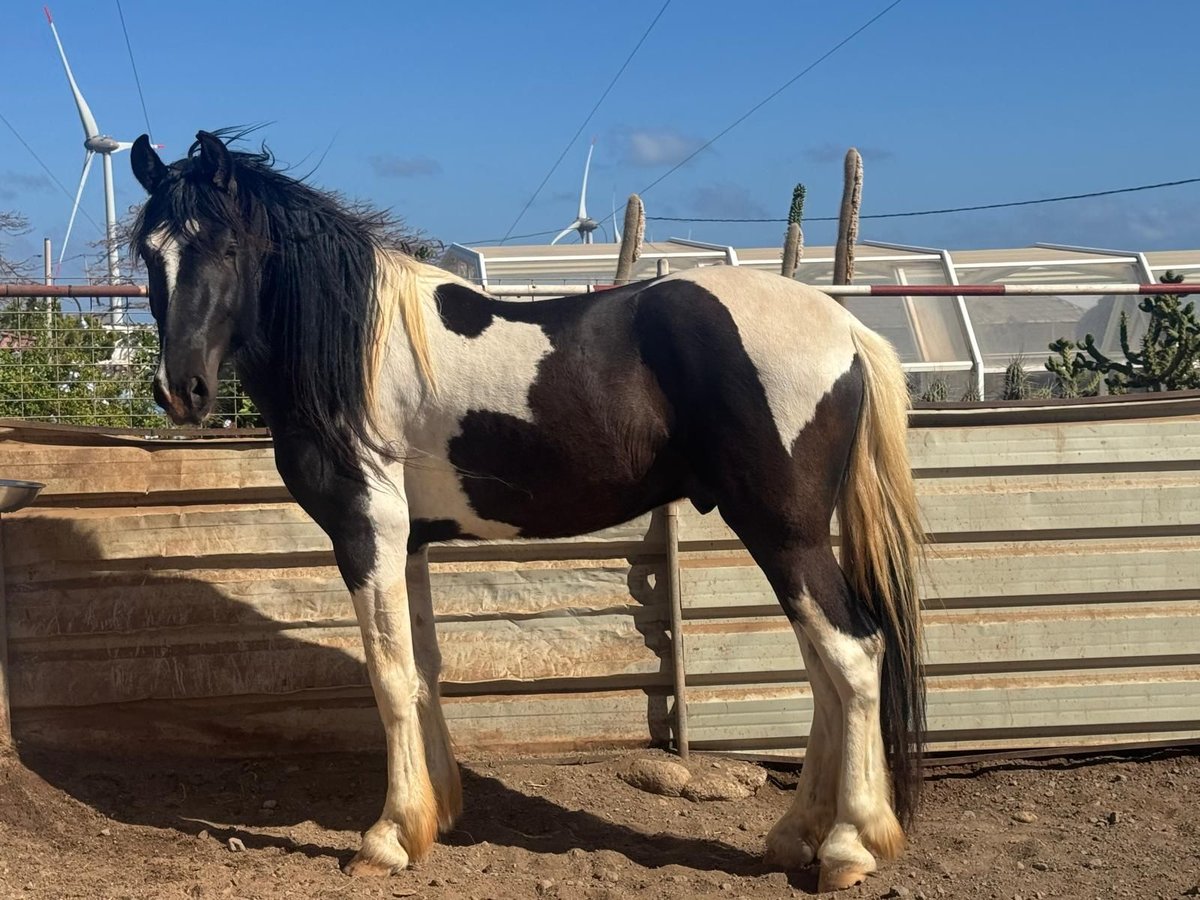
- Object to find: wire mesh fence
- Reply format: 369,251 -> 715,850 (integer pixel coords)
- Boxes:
0,290 -> 261,428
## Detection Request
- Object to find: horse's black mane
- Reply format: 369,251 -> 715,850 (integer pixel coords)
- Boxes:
133,129 -> 398,475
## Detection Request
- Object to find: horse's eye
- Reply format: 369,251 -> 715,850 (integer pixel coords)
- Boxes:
224,246 -> 238,260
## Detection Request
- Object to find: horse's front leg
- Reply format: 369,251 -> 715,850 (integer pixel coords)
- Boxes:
343,493 -> 439,876
406,548 -> 462,832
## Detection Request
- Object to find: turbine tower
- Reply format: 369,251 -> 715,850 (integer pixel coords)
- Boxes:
551,140 -> 599,245
46,5 -> 159,304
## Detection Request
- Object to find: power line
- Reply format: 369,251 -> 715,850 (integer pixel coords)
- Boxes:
115,0 -> 154,143
635,0 -> 905,202
0,109 -> 104,234
460,175 -> 1200,245
460,228 -> 563,246
643,176 -> 1200,223
498,0 -> 672,244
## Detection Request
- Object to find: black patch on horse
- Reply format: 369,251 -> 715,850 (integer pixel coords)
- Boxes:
408,518 -> 472,553
445,283 -> 685,537
433,283 -> 496,338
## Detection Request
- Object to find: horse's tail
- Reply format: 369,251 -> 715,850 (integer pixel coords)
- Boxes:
839,323 -> 927,826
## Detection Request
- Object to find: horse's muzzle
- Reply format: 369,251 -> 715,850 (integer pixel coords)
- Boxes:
154,372 -> 213,425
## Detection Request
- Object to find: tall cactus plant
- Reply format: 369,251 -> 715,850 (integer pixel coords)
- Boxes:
833,148 -> 862,286
781,183 -> 805,278
614,194 -> 645,286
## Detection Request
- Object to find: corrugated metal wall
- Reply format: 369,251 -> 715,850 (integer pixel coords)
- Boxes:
1,393 -> 1197,758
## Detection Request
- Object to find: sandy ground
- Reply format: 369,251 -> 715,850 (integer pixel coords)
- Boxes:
1,744 -> 1198,900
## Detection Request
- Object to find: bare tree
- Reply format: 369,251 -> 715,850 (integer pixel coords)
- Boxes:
0,212 -> 34,281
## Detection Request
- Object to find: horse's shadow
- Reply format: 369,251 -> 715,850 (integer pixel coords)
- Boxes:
6,509 -> 777,882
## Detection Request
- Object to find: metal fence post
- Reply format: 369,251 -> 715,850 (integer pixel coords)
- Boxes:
665,502 -> 689,759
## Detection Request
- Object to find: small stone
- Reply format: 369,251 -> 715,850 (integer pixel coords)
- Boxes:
99,827 -> 111,837
197,830 -> 209,841
1084,858 -> 1103,870
1111,774 -> 1127,783
1016,862 -> 1025,870
227,837 -> 246,853
1031,862 -> 1049,872
535,879 -> 555,895
261,799 -> 277,810
884,887 -> 912,899
1107,811 -> 1120,825
1012,811 -> 1038,824
915,892 -> 929,900
682,774 -> 751,802
1181,886 -> 1200,897
481,862 -> 494,874
726,764 -> 768,791
620,758 -> 692,797
593,868 -> 620,883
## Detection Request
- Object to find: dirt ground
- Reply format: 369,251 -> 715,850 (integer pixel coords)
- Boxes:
1,744 -> 1198,900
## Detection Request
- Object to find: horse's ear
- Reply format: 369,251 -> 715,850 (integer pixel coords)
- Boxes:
195,130 -> 234,192
131,135 -> 168,194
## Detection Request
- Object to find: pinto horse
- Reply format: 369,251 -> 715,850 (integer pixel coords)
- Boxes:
130,130 -> 925,892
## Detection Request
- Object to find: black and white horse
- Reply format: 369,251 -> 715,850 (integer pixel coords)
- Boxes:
130,131 -> 925,892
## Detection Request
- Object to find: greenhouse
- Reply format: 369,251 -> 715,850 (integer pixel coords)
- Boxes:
440,239 -> 1200,398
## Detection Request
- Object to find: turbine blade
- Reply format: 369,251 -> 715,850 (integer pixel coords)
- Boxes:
45,7 -> 101,139
550,222 -> 581,246
60,150 -> 95,268
612,193 -> 621,243
112,142 -> 134,152
577,141 -> 595,220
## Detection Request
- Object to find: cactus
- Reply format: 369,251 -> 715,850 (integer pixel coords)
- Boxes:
960,383 -> 981,403
781,222 -> 802,279
788,183 -> 806,226
1001,356 -> 1033,400
833,148 -> 862,286
1046,271 -> 1200,393
1046,338 -> 1103,398
918,379 -> 948,403
781,184 -> 805,278
614,194 -> 646,286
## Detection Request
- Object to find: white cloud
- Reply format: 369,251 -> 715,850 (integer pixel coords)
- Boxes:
620,128 -> 706,168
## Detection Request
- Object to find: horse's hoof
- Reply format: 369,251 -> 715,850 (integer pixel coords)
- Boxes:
764,831 -> 816,869
344,851 -> 407,878
817,864 -> 870,892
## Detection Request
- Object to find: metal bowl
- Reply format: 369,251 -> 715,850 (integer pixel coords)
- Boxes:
0,479 -> 45,513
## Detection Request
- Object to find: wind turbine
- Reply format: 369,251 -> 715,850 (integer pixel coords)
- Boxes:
550,140 -> 599,245
45,5 -> 160,303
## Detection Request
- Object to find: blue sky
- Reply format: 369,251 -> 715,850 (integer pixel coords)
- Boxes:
3,0 -> 1199,279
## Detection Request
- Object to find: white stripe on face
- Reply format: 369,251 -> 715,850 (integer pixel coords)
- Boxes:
146,225 -> 185,298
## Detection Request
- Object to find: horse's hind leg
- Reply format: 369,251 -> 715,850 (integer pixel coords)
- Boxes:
751,541 -> 902,889
406,550 -> 462,831
764,625 -> 840,868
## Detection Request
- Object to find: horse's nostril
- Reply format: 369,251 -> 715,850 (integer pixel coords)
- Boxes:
188,376 -> 208,402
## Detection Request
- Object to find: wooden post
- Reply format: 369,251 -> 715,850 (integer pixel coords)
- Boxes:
665,502 -> 689,760
0,519 -> 12,749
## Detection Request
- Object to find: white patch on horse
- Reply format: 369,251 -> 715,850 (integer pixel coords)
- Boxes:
672,267 -> 859,453
372,263 -> 553,539
145,222 -> 195,299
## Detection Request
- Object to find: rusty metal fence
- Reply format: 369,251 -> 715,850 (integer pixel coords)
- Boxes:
0,287 -> 258,428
